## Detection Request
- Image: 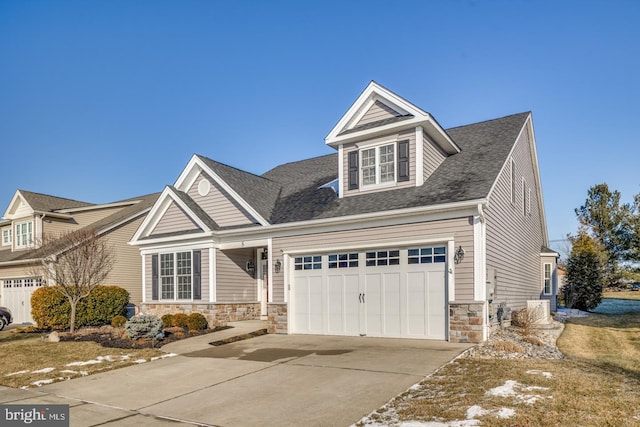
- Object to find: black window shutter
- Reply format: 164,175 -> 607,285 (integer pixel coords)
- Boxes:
348,150 -> 359,190
398,140 -> 410,182
193,250 -> 201,300
151,254 -> 158,300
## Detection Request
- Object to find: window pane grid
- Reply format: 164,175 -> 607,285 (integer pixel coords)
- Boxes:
366,249 -> 400,266
408,246 -> 447,264
294,255 -> 322,270
328,253 -> 358,268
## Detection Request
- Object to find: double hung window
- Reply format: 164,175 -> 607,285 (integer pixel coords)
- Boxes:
543,263 -> 552,295
160,252 -> 192,300
361,143 -> 395,186
2,229 -> 11,246
15,221 -> 33,248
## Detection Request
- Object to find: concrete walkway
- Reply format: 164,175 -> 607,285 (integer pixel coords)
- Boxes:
162,320 -> 268,354
1,321 -> 471,427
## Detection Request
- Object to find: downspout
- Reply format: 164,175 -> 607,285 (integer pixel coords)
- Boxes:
477,203 -> 489,341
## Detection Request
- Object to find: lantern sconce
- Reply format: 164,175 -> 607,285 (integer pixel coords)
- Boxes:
453,246 -> 465,264
245,260 -> 256,274
274,259 -> 282,273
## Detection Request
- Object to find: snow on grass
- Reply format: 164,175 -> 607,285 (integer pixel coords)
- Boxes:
134,359 -> 147,364
526,369 -> 552,378
5,370 -> 29,377
60,369 -> 88,376
31,367 -> 55,374
65,354 -> 133,367
30,379 -> 54,387
486,380 -> 550,404
151,353 -> 177,361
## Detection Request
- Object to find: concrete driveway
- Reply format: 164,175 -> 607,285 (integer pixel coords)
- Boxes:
6,330 -> 471,426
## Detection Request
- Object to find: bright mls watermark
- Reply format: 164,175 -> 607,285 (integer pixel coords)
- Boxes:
1,405 -> 69,426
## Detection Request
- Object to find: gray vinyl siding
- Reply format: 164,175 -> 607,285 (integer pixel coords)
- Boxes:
271,217 -> 474,302
485,124 -> 545,309
342,128 -> 416,197
216,248 -> 257,302
356,100 -> 399,126
187,173 -> 256,227
144,253 -> 152,303
102,216 -> 146,305
150,202 -> 200,235
42,206 -> 128,237
423,134 -> 448,181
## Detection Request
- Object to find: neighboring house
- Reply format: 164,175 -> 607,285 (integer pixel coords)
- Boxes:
130,81 -> 556,343
0,190 -> 159,324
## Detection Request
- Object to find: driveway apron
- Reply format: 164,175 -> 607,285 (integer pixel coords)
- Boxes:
28,334 -> 470,426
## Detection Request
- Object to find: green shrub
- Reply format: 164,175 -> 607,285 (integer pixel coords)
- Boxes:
172,313 -> 188,328
111,315 -> 127,328
31,285 -> 129,330
161,314 -> 174,328
186,312 -> 208,331
125,314 -> 164,340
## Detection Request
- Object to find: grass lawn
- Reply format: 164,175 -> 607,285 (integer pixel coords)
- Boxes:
603,291 -> 640,301
358,313 -> 640,426
0,330 -> 166,389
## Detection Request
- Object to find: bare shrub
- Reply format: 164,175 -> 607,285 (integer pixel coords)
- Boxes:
490,340 -> 524,353
522,336 -> 544,346
512,307 -> 538,337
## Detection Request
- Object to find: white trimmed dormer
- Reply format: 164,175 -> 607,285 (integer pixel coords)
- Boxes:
2,191 -> 38,251
325,81 -> 460,198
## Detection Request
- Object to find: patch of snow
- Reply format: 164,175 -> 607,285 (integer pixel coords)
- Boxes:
66,359 -> 103,366
151,353 -> 177,361
32,367 -> 55,374
134,359 -> 147,364
466,405 -> 490,419
486,380 -> 550,405
59,370 -> 89,376
526,369 -> 552,378
6,370 -> 30,377
31,379 -> 54,387
497,407 -> 516,419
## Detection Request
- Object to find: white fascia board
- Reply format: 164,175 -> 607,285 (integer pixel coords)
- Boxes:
415,126 -> 424,186
139,240 -> 217,256
422,117 -> 461,154
327,116 -> 425,146
3,191 -> 31,220
217,198 -> 487,240
283,236 -> 455,255
177,156 -> 269,227
57,200 -> 139,214
526,116 -> 550,245
33,211 -> 73,220
338,144 -> 344,199
540,252 -> 560,257
219,238 -> 269,250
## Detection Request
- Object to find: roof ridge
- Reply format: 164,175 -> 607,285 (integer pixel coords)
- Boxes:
18,189 -> 95,206
196,154 -> 274,182
445,111 -> 530,132
262,153 -> 336,173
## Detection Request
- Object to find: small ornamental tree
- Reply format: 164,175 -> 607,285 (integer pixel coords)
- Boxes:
565,231 -> 604,311
30,229 -> 114,333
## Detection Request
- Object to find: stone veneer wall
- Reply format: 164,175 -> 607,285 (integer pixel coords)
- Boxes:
267,303 -> 288,334
141,303 -> 260,328
449,302 -> 485,343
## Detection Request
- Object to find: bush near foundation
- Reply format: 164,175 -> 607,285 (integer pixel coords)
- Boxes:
125,314 -> 164,340
161,314 -> 175,328
172,313 -> 188,328
31,285 -> 129,330
186,312 -> 208,331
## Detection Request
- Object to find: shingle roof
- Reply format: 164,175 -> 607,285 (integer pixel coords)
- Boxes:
197,155 -> 281,222
18,190 -> 94,212
0,193 -> 160,264
261,112 -> 530,224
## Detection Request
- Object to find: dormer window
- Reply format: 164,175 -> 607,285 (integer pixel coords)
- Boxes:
362,143 -> 395,186
15,221 -> 33,248
348,140 -> 409,191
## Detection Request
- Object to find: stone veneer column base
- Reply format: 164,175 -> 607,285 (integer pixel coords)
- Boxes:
449,302 -> 486,343
140,303 -> 261,328
267,303 -> 288,334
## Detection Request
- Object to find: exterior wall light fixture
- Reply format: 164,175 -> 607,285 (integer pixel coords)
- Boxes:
453,246 -> 465,264
274,259 -> 282,273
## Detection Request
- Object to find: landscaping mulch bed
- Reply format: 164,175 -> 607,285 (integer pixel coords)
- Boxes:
58,325 -> 231,349
209,328 -> 268,346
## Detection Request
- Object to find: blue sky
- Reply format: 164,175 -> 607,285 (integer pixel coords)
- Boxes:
1,0 -> 639,253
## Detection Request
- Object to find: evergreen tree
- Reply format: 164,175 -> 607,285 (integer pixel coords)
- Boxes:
565,231 -> 604,311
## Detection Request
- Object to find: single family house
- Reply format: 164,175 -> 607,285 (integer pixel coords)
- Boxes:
130,82 -> 557,343
0,190 -> 159,324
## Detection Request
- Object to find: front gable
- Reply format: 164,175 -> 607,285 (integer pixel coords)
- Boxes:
3,191 -> 34,220
149,200 -> 202,237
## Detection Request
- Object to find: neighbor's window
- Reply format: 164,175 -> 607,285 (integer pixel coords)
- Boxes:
361,143 -> 395,186
2,228 -> 11,246
544,263 -> 552,295
15,221 -> 33,248
160,251 -> 193,300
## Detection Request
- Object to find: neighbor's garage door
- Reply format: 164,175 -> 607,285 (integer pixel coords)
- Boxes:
2,278 -> 44,324
291,246 -> 447,340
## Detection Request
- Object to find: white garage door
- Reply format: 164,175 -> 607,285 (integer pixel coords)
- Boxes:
2,278 -> 44,324
291,246 -> 447,340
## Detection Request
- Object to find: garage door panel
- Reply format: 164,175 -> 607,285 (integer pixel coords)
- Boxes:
327,274 -> 359,335
427,271 -> 446,339
293,275 -> 323,334
363,274 -> 382,336
382,273 -> 401,336
406,271 -> 426,336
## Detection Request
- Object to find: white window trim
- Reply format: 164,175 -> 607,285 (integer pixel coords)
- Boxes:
1,228 -> 11,246
159,250 -> 194,302
14,221 -> 33,249
527,188 -> 532,215
521,177 -> 527,217
543,262 -> 552,295
510,158 -> 516,205
359,140 -> 397,190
